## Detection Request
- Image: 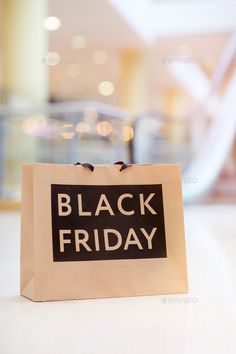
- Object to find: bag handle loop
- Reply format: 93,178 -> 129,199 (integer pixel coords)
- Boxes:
74,161 -> 131,172
114,161 -> 132,171
74,162 -> 94,172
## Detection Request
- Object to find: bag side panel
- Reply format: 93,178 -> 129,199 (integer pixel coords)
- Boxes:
20,165 -> 35,300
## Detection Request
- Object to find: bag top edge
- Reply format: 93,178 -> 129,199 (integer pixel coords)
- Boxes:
22,163 -> 181,168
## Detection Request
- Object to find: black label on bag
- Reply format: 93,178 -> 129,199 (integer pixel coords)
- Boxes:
51,184 -> 167,262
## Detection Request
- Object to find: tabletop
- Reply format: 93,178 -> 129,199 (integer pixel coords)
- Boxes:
0,204 -> 236,354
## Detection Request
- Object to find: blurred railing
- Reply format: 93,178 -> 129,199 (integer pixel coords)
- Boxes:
0,100 -> 234,205
0,101 -> 133,202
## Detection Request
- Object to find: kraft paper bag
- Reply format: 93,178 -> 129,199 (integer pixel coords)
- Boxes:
20,163 -> 188,301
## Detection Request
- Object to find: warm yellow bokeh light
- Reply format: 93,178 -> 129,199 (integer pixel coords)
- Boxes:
60,124 -> 75,139
96,121 -> 112,136
123,125 -> 134,141
98,81 -> 114,96
22,116 -> 47,135
75,122 -> 90,134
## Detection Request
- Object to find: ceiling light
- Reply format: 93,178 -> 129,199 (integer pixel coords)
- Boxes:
44,16 -> 61,31
98,81 -> 114,96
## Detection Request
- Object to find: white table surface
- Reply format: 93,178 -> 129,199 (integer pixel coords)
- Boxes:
0,204 -> 236,354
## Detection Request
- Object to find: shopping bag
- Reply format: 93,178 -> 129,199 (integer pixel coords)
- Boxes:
20,163 -> 188,301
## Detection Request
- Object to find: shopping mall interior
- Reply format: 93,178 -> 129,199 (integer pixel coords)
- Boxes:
0,1 -> 236,353
0,0 -> 236,205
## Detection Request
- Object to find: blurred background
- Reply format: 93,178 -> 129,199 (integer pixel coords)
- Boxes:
1,3 -> 236,351
0,0 -> 236,207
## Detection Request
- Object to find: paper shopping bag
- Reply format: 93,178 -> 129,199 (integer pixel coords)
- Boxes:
20,163 -> 188,301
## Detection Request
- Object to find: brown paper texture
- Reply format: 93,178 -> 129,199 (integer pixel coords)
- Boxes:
20,163 -> 188,301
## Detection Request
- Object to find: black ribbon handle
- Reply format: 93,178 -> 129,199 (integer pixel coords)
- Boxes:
74,162 -> 94,172
74,161 -> 131,172
114,161 -> 132,171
